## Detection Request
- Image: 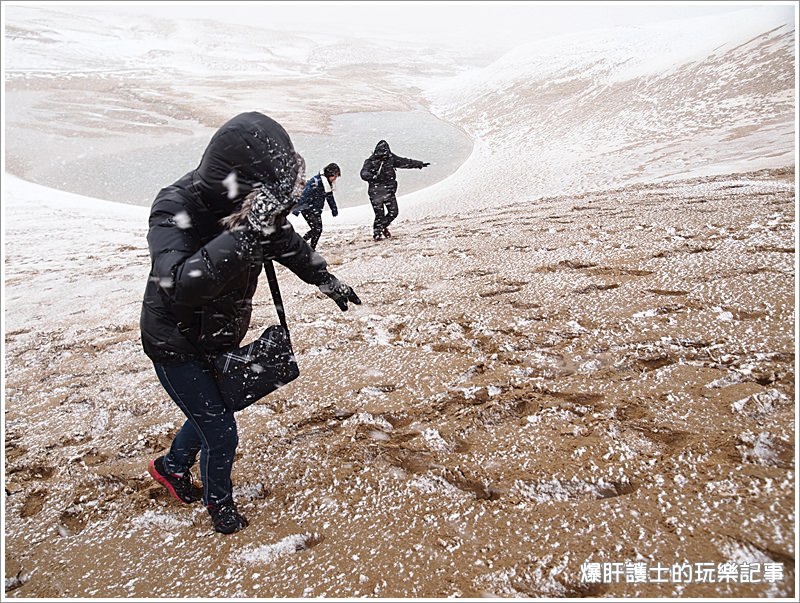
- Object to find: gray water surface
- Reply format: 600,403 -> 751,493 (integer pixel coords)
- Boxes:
293,111 -> 472,208
31,111 -> 472,209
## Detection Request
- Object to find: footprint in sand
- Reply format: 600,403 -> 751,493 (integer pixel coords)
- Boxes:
20,489 -> 47,518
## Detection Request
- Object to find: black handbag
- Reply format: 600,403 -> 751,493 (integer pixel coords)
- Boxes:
214,260 -> 299,412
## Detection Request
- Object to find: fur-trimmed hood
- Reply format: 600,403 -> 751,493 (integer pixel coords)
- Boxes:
191,111 -> 305,218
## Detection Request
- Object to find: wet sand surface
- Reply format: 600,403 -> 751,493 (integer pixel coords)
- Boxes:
4,167 -> 795,598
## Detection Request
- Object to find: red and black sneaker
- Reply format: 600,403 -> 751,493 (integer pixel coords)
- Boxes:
148,457 -> 203,504
208,500 -> 249,534
383,228 -> 392,238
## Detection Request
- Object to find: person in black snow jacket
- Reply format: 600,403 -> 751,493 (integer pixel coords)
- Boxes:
292,162 -> 340,249
140,111 -> 361,535
360,140 -> 429,240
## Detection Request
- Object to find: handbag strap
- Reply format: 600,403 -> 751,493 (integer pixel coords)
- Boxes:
264,260 -> 289,331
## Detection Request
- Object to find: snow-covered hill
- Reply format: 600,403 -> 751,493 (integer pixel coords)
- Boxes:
4,5 -> 794,217
3,4 -> 474,82
406,7 -> 795,216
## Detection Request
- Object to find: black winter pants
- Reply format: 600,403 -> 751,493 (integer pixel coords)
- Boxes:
300,209 -> 323,249
370,189 -> 398,237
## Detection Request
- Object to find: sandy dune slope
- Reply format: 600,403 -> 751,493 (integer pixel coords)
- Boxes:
4,168 -> 794,598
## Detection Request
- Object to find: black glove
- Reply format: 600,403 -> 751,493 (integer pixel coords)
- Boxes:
319,275 -> 361,311
331,208 -> 339,217
418,162 -> 430,169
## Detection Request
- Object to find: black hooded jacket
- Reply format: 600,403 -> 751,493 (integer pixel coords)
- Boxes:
140,112 -> 329,364
360,140 -> 425,196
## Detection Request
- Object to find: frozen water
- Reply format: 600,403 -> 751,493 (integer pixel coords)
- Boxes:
9,108 -> 472,209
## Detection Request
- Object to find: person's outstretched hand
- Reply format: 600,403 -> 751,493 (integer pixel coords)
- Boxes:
319,275 -> 361,311
418,162 -> 430,169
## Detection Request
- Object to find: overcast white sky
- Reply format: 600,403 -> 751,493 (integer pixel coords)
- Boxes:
77,1 -> 793,50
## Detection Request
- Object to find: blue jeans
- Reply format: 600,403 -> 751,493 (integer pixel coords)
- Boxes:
153,360 -> 238,506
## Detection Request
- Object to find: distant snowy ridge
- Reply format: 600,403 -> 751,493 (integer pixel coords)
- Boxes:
409,8 -> 795,217
4,6 -> 462,78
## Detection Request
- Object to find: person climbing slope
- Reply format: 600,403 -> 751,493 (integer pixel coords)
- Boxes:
293,162 -> 340,249
360,140 -> 428,240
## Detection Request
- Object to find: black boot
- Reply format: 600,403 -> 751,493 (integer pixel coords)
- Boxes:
207,500 -> 249,534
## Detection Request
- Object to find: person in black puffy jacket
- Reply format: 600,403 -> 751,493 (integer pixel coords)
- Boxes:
140,111 -> 361,534
360,140 -> 428,240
